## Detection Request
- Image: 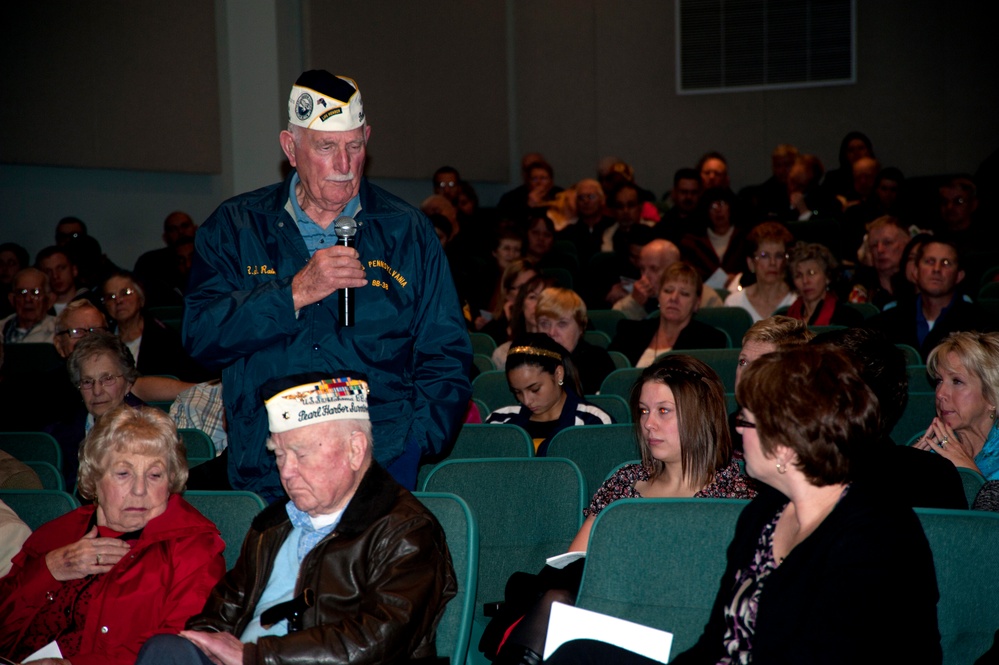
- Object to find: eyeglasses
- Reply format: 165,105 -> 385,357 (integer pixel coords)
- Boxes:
437,180 -> 457,189
78,374 -> 122,391
734,416 -> 756,429
920,257 -> 956,269
56,326 -> 109,339
56,231 -> 82,243
14,288 -> 44,299
101,287 -> 137,304
752,251 -> 788,263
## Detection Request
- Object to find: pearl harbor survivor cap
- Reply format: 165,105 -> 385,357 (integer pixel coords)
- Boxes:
288,70 -> 365,132
265,374 -> 370,433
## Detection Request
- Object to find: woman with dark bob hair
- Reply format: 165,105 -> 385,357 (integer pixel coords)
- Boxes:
0,405 -> 226,665
547,346 -> 941,664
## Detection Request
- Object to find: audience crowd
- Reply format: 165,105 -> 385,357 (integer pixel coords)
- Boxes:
3,120 -> 999,664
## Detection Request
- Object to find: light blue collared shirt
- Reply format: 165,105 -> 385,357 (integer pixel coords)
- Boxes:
288,172 -> 362,257
238,501 -> 345,643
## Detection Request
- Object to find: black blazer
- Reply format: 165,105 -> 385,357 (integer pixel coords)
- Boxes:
609,318 -> 727,367
867,297 -> 998,361
672,482 -> 942,664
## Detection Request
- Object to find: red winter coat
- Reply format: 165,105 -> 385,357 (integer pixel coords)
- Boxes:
0,494 -> 225,665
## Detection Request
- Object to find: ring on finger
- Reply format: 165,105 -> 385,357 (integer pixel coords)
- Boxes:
96,553 -> 102,565
940,437 -> 949,447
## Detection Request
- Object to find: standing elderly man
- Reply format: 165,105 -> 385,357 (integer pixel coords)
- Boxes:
136,374 -> 456,665
183,71 -> 472,499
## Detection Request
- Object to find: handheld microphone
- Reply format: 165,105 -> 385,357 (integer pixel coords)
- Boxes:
333,215 -> 359,327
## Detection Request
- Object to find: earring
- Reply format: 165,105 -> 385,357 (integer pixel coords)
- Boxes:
776,461 -> 787,475
558,379 -> 564,386
991,408 -> 996,421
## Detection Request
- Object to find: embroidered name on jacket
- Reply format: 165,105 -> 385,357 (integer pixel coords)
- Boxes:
247,265 -> 277,275
367,260 -> 408,288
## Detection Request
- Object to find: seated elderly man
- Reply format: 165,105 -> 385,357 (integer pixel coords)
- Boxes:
136,373 -> 456,665
1,267 -> 56,344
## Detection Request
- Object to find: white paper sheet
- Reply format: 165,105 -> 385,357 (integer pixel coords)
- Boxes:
545,551 -> 586,569
23,640 -> 64,662
543,601 -> 672,664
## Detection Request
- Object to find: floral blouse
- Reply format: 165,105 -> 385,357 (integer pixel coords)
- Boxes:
583,460 -> 756,518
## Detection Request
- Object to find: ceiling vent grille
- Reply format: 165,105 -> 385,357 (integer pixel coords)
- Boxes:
677,0 -> 855,94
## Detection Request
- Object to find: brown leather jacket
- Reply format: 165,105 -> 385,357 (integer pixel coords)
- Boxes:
186,463 -> 456,665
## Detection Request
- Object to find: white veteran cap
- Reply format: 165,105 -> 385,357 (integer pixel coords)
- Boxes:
264,374 -> 370,433
288,70 -> 365,132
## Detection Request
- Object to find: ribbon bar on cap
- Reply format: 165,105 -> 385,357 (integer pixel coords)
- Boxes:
266,377 -> 370,433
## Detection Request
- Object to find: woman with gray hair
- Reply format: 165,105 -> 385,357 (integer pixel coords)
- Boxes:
0,405 -> 225,665
46,332 -> 144,488
915,331 -> 999,479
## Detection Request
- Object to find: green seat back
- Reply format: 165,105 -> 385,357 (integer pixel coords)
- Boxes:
956,468 -> 986,509
182,490 -> 266,570
692,307 -> 753,349
576,498 -> 749,656
450,424 -> 534,460
599,368 -> 643,401
0,489 -> 80,530
25,461 -> 64,490
607,350 -> 631,370
472,370 -> 517,413
469,332 -> 498,356
841,301 -> 880,320
584,393 -> 631,423
414,492 -> 479,665
0,431 -> 63,470
663,348 -> 740,392
582,330 -> 612,349
908,365 -> 933,392
891,392 -> 935,444
471,399 -> 489,421
588,309 -> 626,338
178,428 -> 216,466
896,344 -> 923,366
915,508 -> 999,664
417,424 -> 534,490
546,424 -> 640,501
472,353 -> 496,374
423,458 -> 584,624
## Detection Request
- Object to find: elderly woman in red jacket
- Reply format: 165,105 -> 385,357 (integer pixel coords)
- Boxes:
0,406 -> 225,665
